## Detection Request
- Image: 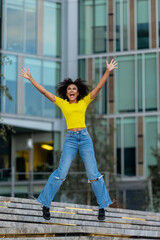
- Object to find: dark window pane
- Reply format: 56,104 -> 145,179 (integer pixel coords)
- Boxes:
117,148 -> 121,174
137,0 -> 149,49
124,147 -> 136,176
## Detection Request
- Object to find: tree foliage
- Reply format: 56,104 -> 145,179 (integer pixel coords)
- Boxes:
0,55 -> 15,141
150,136 -> 160,211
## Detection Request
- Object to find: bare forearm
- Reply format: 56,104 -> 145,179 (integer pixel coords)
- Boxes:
90,70 -> 109,99
29,76 -> 46,94
96,69 -> 109,90
20,68 -> 56,102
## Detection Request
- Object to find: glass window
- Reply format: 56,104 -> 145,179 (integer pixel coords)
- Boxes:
115,55 -> 135,113
137,0 -> 149,49
5,55 -> 17,114
78,0 -> 106,55
25,0 -> 37,54
115,0 -> 121,51
116,118 -> 136,176
158,0 -> 160,47
124,118 -> 136,176
78,59 -> 86,80
115,0 -> 128,51
14,130 -> 55,181
43,61 -> 61,118
94,0 -> 106,53
145,117 -> 158,176
137,54 -> 143,111
43,1 -> 61,57
5,0 -> 24,52
145,53 -> 157,111
4,0 -> 37,54
24,58 -> 42,116
123,0 -> 128,51
33,132 -> 54,180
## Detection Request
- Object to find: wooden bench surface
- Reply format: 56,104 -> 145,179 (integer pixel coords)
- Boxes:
0,196 -> 160,239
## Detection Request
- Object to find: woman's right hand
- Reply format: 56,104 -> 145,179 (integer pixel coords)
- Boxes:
20,68 -> 32,80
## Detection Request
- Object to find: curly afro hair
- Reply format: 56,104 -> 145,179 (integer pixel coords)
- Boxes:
56,78 -> 90,101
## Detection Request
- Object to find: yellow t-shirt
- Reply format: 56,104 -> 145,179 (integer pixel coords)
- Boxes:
53,93 -> 94,129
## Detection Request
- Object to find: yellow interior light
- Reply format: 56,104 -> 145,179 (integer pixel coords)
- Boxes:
41,144 -> 53,150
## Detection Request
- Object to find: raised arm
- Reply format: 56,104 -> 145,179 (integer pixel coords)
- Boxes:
90,59 -> 118,99
20,68 -> 56,102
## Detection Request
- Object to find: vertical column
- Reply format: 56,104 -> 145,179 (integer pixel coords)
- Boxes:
108,0 -> 114,52
61,0 -> 68,148
66,0 -> 78,79
108,1 -> 114,115
151,0 -> 157,48
108,0 -> 115,177
88,58 -> 93,86
37,0 -> 43,56
11,134 -> 15,197
130,0 -> 135,50
17,56 -> 24,115
109,57 -> 114,114
138,116 -> 144,176
159,54 -> 160,111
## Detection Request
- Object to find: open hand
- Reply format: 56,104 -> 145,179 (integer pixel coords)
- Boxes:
106,59 -> 118,72
20,68 -> 32,80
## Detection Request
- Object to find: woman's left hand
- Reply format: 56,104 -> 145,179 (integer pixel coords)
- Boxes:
106,59 -> 118,72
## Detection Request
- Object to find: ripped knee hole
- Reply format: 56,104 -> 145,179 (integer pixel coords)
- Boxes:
88,175 -> 104,183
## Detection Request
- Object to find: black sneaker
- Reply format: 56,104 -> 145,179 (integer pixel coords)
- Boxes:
42,206 -> 50,220
98,208 -> 105,220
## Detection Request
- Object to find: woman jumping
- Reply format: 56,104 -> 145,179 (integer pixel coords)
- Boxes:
20,59 -> 118,221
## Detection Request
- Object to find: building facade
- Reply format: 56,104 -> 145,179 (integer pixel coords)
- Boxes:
0,0 -> 160,210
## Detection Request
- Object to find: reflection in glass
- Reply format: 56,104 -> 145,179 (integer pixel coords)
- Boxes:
5,55 -> 17,114
115,0 -> 128,51
145,117 -> 157,176
115,55 -> 135,113
123,0 -> 128,51
43,61 -> 61,118
137,0 -> 149,49
24,58 -> 42,116
115,0 -> 120,51
145,53 -> 157,111
43,1 -> 61,57
25,0 -> 37,54
78,59 -> 86,80
93,0 -> 106,53
4,0 -> 37,54
79,0 -> 106,55
6,0 -> 24,52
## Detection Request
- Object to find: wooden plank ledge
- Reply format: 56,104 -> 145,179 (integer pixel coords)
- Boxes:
0,196 -> 159,239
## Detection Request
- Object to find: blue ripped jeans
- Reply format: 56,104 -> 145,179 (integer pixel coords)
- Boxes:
37,128 -> 112,209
